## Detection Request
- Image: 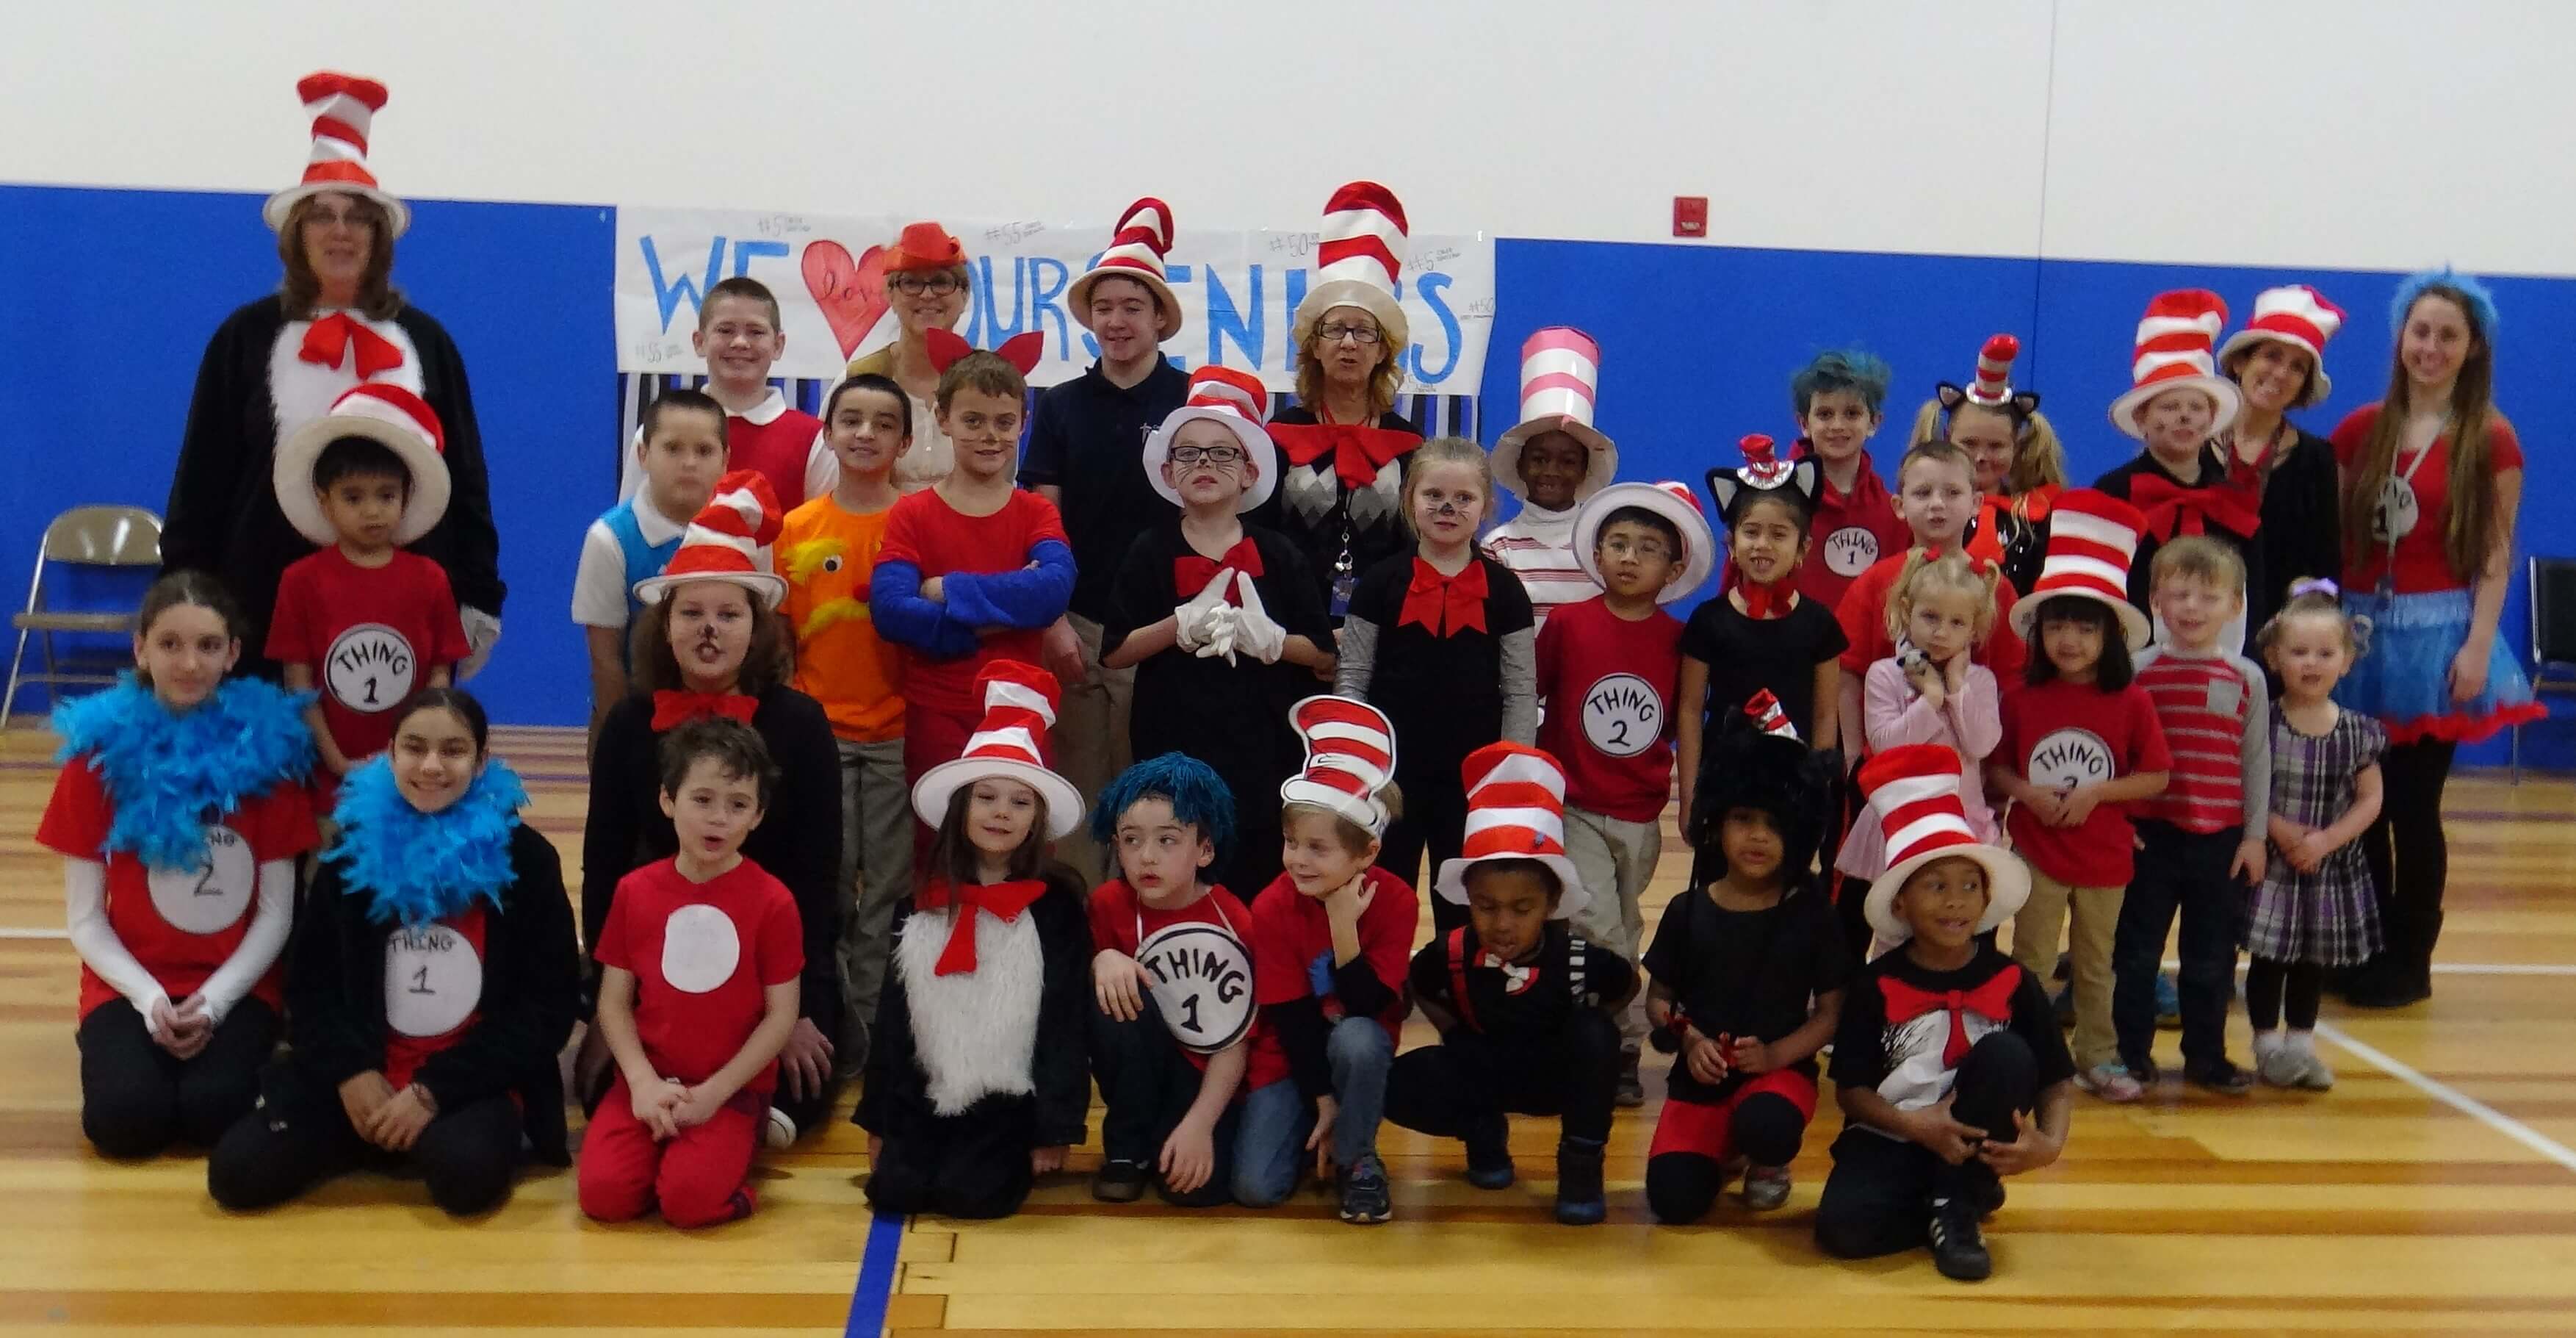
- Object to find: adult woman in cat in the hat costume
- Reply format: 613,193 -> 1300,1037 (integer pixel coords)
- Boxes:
2218,285 -> 2348,672
163,71 -> 504,682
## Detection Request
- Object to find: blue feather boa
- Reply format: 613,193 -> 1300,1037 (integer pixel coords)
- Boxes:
324,755 -> 530,927
51,674 -> 316,871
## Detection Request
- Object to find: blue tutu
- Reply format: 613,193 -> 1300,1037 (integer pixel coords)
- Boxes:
2337,589 -> 2544,744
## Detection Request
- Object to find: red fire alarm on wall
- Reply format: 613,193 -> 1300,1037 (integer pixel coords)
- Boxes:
1673,195 -> 1708,239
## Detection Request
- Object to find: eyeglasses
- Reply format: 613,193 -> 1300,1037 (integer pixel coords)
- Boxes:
303,204 -> 378,231
892,273 -> 964,297
1601,536 -> 1673,561
1170,445 -> 1247,466
1315,323 -> 1382,345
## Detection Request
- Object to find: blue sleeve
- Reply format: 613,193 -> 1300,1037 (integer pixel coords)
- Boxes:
942,538 -> 1075,630
869,558 -> 978,657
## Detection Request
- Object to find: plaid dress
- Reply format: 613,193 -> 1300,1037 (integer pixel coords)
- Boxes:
2246,708 -> 2387,965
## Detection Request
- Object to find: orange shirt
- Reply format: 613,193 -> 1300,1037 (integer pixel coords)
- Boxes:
780,494 -> 906,743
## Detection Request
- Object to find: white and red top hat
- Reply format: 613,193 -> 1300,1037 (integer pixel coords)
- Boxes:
1967,334 -> 2019,407
263,71 -> 409,238
1858,744 -> 2029,943
1434,743 -> 1590,919
2218,284 -> 2345,409
1070,197 -> 1182,342
911,661 -> 1086,837
2007,489 -> 2151,650
273,383 -> 451,547
2110,289 -> 2242,439
1280,695 -> 1399,838
632,470 -> 788,608
1745,688 -> 1798,740
1292,181 -> 1410,351
1571,479 -> 1717,604
1704,434 -> 1821,528
1144,366 -> 1279,513
1493,328 -> 1617,503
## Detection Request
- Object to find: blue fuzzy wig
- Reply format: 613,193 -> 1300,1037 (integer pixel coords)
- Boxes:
1089,752 -> 1237,868
1790,347 -> 1894,417
2391,267 -> 2499,340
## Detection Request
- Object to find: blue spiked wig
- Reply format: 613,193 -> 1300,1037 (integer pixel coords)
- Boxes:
1089,752 -> 1238,868
2390,267 -> 2499,340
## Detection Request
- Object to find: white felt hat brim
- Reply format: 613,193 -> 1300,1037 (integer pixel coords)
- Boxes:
1069,267 -> 1183,342
2217,330 -> 2333,409
1570,481 -> 1716,604
1144,407 -> 1280,513
1493,416 -> 1617,503
1435,851 -> 1591,922
632,569 -> 787,610
273,411 -> 450,548
911,756 -> 1085,840
263,181 -> 411,240
2009,584 -> 2153,653
1293,282 -> 1409,356
2110,375 -> 2243,441
1863,843 -> 2030,945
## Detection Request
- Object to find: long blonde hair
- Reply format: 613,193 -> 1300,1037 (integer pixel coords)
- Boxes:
2342,282 -> 2507,580
1885,547 -> 2002,647
1908,398 -> 2068,494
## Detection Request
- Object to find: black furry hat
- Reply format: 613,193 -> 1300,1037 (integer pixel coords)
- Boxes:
1686,691 -> 1837,877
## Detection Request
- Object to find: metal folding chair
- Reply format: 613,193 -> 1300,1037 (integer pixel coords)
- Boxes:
2511,555 -> 2576,783
3,506 -> 162,730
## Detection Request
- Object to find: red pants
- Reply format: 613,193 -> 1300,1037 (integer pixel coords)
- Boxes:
902,703 -> 982,866
1648,1068 -> 1818,1162
578,1077 -> 762,1229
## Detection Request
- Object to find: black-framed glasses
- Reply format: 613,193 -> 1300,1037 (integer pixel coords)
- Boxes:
892,273 -> 963,296
1170,445 -> 1247,466
1316,323 -> 1382,345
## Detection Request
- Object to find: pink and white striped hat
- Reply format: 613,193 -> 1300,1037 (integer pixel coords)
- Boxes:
262,71 -> 409,237
633,470 -> 788,608
273,383 -> 450,546
1435,743 -> 1589,918
1144,365 -> 1278,512
2111,289 -> 2242,439
1070,197 -> 1182,341
1858,744 -> 2027,943
1493,327 -> 1617,503
1280,696 -> 1399,838
2218,284 -> 2345,408
1292,181 -> 1410,351
912,661 -> 1085,837
2007,489 -> 2151,650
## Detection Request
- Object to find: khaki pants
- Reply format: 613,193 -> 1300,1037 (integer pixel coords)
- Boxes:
837,736 -> 912,1073
2007,863 -> 2122,1071
1563,806 -> 1661,1050
1051,613 -> 1133,885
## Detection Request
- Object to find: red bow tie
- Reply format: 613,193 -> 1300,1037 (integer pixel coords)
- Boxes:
651,690 -> 760,731
914,878 -> 1049,975
1272,419 -> 1421,489
1398,557 -> 1489,636
1880,969 -> 2022,1067
299,312 -> 406,380
1173,536 -> 1266,603
2131,473 -> 2261,542
1739,578 -> 1794,619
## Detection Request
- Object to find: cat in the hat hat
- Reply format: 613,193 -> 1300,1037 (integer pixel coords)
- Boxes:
1483,326 -> 1620,629
859,660 -> 1093,1220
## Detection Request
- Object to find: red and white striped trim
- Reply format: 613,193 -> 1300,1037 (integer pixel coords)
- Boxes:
2240,284 -> 2343,356
1283,696 -> 1398,835
1314,181 -> 1408,294
1969,334 -> 2019,406
1745,689 -> 1797,739
1183,366 -> 1264,423
1092,196 -> 1175,281
2129,290 -> 2230,385
327,383 -> 442,455
1864,756 -> 1977,868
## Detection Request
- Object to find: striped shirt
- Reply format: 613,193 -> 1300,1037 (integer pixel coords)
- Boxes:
1484,505 -> 1595,630
2132,645 -> 2271,835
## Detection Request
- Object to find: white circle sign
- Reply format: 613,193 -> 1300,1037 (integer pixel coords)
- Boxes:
147,822 -> 256,935
324,622 -> 418,715
2373,477 -> 2419,543
1136,922 -> 1256,1054
2027,727 -> 2115,793
1822,525 -> 1880,578
385,922 -> 483,1038
660,903 -> 743,995
1580,672 -> 1664,759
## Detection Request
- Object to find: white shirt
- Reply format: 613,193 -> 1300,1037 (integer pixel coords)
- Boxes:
1483,503 -> 1596,629
616,387 -> 837,503
570,493 -> 689,628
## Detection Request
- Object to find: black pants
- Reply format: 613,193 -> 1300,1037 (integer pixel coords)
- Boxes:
2245,957 -> 2325,1031
2358,738 -> 2456,988
1379,771 -> 1470,933
1089,998 -> 1238,1206
1814,1031 -> 2038,1259
867,1095 -> 1038,1220
2113,821 -> 2243,1068
76,997 -> 278,1159
1645,1090 -> 1811,1224
1385,1010 -> 1620,1145
206,1069 -> 523,1216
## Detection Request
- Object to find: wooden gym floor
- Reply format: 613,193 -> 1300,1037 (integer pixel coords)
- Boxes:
4,723 -> 2575,1335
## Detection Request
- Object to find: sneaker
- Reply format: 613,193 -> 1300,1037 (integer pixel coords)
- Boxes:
1614,1050 -> 1645,1108
2291,1037 -> 2336,1091
2185,1058 -> 2255,1096
1739,1165 -> 1792,1211
1553,1137 -> 1607,1226
2154,971 -> 2182,1029
1927,1197 -> 1992,1281
2076,1062 -> 2144,1102
1971,1176 -> 2007,1219
2122,1051 -> 2162,1086
2254,1037 -> 2306,1089
1337,1154 -> 1392,1224
762,1107 -> 798,1151
1463,1115 -> 1516,1190
1091,1158 -> 1149,1203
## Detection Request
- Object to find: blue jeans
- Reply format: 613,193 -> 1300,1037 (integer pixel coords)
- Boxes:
1231,1015 -> 1393,1206
2113,820 -> 2245,1068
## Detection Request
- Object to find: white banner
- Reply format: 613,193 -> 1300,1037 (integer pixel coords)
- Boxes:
613,208 -> 1496,395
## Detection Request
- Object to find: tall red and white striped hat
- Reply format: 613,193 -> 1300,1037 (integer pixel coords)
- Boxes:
633,470 -> 787,608
1144,365 -> 1279,512
912,661 -> 1085,837
262,71 -> 410,237
1280,695 -> 1399,838
1967,334 -> 2020,407
1435,743 -> 1589,918
273,383 -> 451,547
2218,284 -> 2345,409
1573,479 -> 1718,603
1070,197 -> 1182,341
2111,289 -> 2241,439
1292,181 -> 1410,351
2007,489 -> 2151,650
1745,689 -> 1798,739
1493,327 -> 1617,502
1858,744 -> 2027,943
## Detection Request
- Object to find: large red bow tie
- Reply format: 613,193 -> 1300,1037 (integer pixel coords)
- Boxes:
1739,577 -> 1794,619
2132,474 -> 2261,542
914,878 -> 1049,975
651,690 -> 759,731
1399,557 -> 1489,637
1174,537 -> 1266,603
1880,969 -> 2021,1066
299,312 -> 406,379
1272,420 -> 1421,489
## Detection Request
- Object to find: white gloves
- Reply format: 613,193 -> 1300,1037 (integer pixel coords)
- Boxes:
1226,571 -> 1288,665
1172,567 -> 1236,653
458,605 -> 502,680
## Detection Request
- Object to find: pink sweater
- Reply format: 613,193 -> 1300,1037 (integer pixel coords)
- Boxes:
1835,654 -> 2001,880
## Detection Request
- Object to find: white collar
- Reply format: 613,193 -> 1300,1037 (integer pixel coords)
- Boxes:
1507,503 -> 1577,537
730,386 -> 788,426
634,493 -> 690,544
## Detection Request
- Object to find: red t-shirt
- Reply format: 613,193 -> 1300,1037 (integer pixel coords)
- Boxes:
1089,879 -> 1258,1078
265,548 -> 471,771
1800,450 -> 1912,612
383,904 -> 489,1089
878,488 -> 1071,715
1245,866 -> 1417,1092
1535,594 -> 1684,823
36,760 -> 317,1021
1994,679 -> 2173,888
1834,552 -> 2028,681
2329,405 -> 2523,594
594,857 -> 804,1091
730,406 -> 827,507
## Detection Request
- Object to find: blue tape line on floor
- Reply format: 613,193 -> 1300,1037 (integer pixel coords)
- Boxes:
844,1209 -> 906,1337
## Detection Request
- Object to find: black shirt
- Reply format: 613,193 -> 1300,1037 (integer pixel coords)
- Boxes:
1246,406 -> 1422,616
2253,427 -> 2343,637
1828,945 -> 2075,1123
1678,592 -> 1847,745
1641,880 -> 1849,1102
2093,444 -> 2267,654
1409,921 -> 1635,1041
1018,358 -> 1190,622
1347,550 -> 1534,777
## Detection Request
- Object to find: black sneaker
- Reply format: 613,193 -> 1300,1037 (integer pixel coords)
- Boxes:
1464,1115 -> 1515,1190
2185,1058 -> 2255,1096
1338,1154 -> 1392,1224
1972,1176 -> 2007,1220
2122,1051 -> 2162,1085
1090,1158 -> 1149,1203
1614,1050 -> 1645,1108
1927,1197 -> 1992,1281
1554,1137 -> 1607,1226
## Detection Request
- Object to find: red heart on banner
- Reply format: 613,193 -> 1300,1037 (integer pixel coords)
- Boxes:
803,240 -> 891,359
